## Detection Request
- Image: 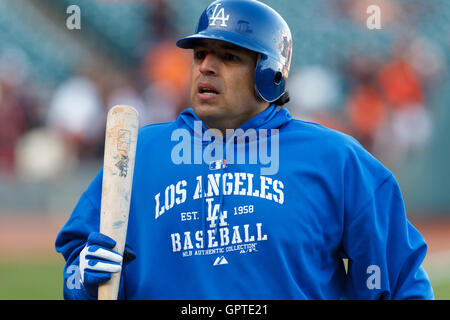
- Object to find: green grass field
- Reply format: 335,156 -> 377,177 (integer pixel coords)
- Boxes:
434,283 -> 450,299
0,257 -> 65,300
0,257 -> 449,300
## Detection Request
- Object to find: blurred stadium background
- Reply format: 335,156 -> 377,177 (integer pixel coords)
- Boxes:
0,0 -> 449,299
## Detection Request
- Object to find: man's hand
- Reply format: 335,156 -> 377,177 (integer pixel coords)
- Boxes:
79,232 -> 136,298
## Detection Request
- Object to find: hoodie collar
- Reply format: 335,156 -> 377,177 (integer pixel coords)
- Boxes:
178,104 -> 292,135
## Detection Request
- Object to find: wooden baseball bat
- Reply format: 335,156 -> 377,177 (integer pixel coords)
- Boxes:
98,105 -> 139,300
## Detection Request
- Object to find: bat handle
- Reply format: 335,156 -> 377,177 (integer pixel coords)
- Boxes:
98,270 -> 122,300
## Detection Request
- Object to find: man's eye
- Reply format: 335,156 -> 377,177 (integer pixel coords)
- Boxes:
225,53 -> 239,62
194,51 -> 206,60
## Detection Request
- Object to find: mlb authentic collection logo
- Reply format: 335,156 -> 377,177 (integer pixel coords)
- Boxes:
209,3 -> 230,27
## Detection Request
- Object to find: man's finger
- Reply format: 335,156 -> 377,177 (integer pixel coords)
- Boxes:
83,269 -> 112,286
87,246 -> 123,264
87,232 -> 117,249
86,259 -> 122,273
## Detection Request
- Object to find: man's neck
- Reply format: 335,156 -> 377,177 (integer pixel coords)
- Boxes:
201,103 -> 270,135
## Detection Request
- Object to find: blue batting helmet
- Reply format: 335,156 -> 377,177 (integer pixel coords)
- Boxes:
176,0 -> 292,103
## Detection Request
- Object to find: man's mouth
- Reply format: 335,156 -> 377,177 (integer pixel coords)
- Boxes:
198,83 -> 219,95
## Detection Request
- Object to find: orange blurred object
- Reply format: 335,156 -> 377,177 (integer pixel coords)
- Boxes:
309,113 -> 349,136
144,41 -> 191,96
347,84 -> 386,137
377,59 -> 423,108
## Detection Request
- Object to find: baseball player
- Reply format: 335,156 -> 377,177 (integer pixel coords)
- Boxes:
55,0 -> 433,299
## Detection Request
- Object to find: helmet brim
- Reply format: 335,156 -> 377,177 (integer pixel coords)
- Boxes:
176,30 -> 269,58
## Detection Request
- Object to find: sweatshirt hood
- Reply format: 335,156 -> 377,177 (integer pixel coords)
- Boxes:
178,104 -> 292,136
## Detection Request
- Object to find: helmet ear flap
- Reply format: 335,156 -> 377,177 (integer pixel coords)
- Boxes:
274,71 -> 283,85
254,54 -> 286,103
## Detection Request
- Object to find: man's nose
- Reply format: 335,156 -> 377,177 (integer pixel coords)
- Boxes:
199,53 -> 219,76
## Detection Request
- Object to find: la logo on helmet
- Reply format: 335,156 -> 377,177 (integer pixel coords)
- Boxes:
209,3 -> 230,27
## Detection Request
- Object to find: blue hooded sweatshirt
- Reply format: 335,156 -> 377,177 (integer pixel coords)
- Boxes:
55,105 -> 434,299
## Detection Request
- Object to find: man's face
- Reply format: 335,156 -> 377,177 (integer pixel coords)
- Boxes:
189,39 -> 268,131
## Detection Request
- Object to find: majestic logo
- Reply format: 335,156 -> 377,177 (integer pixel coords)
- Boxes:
209,3 -> 230,27
213,256 -> 228,266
